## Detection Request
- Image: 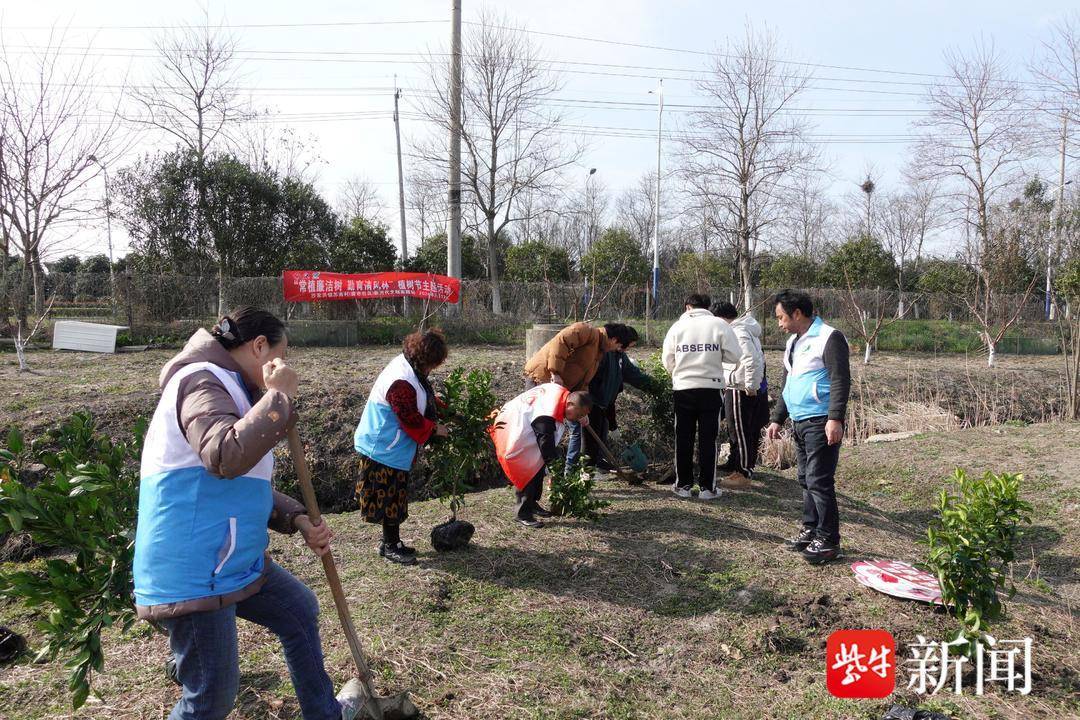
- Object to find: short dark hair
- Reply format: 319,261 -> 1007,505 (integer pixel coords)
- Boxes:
403,328 -> 449,372
773,289 -> 815,319
567,391 -> 594,409
603,323 -> 638,347
212,307 -> 286,350
684,293 -> 711,309
711,301 -> 738,320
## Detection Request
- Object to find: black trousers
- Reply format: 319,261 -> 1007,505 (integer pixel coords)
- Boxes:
793,416 -> 842,544
582,406 -> 611,469
515,467 -> 546,520
723,389 -> 770,477
673,388 -> 724,492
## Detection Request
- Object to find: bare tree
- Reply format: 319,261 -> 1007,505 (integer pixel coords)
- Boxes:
417,9 -> 583,313
0,31 -> 126,330
682,23 -> 817,310
915,39 -> 1038,366
773,175 -> 834,259
615,171 -> 661,258
240,121 -> 323,182
406,165 -> 447,243
338,176 -> 384,224
880,171 -> 941,315
131,15 -> 249,163
840,271 -> 916,365
130,15 -> 252,315
1031,12 -> 1080,153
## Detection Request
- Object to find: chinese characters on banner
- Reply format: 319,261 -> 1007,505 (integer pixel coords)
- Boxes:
282,271 -> 461,303
827,630 -> 1033,699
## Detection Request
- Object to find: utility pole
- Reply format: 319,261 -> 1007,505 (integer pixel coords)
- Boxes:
446,0 -> 463,307
393,77 -> 409,314
393,77 -> 408,267
652,78 -> 663,317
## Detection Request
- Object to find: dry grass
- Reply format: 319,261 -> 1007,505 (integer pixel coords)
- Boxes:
2,422 -> 1079,719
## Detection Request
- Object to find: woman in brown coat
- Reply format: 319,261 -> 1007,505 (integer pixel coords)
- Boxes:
522,322 -> 637,468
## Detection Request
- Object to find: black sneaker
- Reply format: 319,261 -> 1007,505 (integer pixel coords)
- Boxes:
379,542 -> 418,565
533,505 -> 553,518
516,516 -> 545,529
802,538 -> 842,565
787,528 -> 815,552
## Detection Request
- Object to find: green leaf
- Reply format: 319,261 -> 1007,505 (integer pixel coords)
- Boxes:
71,679 -> 90,709
7,428 -> 25,455
5,510 -> 23,532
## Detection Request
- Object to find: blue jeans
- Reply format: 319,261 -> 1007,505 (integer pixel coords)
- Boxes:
159,561 -> 340,720
565,420 -> 582,472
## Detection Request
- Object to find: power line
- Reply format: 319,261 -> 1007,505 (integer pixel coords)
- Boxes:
2,19 -> 448,30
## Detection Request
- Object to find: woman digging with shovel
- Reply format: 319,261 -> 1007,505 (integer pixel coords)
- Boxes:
133,307 -> 368,720
353,329 -> 450,565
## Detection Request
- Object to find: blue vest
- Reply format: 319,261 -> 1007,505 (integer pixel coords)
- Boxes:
134,362 -> 274,607
354,354 -> 428,471
781,317 -> 840,421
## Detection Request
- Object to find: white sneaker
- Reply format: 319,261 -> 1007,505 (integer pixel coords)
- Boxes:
698,488 -> 723,501
671,485 -> 692,498
337,679 -> 366,720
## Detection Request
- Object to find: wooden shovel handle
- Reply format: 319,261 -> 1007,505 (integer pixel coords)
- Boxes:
286,426 -> 377,693
583,424 -> 623,471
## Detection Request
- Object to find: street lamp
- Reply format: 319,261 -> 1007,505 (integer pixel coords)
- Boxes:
583,168 -> 597,312
1047,179 -> 1073,320
648,79 -> 663,315
87,155 -> 116,312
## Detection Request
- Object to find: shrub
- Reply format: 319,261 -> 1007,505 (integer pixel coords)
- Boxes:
547,459 -> 608,521
924,469 -> 1033,654
426,368 -> 499,522
0,413 -> 146,709
639,352 -> 674,456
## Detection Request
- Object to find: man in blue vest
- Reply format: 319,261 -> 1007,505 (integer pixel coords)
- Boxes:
766,290 -> 851,565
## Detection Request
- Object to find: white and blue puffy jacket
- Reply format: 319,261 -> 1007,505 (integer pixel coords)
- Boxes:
772,317 -> 851,423
134,362 -> 274,608
354,354 -> 429,470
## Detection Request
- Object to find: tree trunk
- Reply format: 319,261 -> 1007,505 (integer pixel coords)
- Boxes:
14,252 -> 31,332
0,257 -> 9,326
31,248 -> 45,317
985,333 -> 997,368
217,265 -> 227,318
487,214 -> 503,315
864,343 -> 872,365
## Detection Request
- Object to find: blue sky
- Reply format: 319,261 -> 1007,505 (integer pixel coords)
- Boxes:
3,0 -> 1077,259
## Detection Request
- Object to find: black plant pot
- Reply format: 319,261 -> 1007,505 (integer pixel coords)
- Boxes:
431,519 -> 475,552
0,625 -> 26,664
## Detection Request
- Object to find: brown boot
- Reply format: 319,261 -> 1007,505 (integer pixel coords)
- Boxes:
719,472 -> 751,490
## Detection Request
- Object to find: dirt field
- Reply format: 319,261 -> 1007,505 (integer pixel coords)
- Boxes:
1,346 -> 1078,719
0,345 -> 1070,512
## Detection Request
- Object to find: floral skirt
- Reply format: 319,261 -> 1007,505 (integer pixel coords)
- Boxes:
355,455 -> 410,525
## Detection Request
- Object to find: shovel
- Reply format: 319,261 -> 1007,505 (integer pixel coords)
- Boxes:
583,424 -> 643,485
286,426 -> 419,720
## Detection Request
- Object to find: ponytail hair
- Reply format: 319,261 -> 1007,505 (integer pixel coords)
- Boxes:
211,306 -> 286,351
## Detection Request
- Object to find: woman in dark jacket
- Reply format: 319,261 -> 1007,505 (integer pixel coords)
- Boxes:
353,329 -> 449,564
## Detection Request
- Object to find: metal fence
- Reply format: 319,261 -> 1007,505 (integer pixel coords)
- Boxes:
2,271 -> 1062,352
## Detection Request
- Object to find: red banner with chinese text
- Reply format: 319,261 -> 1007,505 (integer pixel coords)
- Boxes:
282,271 -> 460,303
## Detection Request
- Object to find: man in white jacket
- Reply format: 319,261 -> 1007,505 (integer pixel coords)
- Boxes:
713,301 -> 769,489
662,293 -> 743,499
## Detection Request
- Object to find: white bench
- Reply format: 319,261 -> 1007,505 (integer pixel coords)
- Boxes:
52,321 -> 130,354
